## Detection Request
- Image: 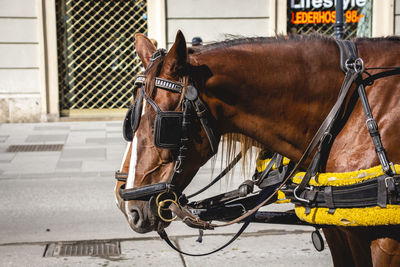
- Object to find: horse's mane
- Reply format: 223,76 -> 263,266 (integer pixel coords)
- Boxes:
189,33 -> 333,54
189,34 -> 400,55
219,133 -> 263,180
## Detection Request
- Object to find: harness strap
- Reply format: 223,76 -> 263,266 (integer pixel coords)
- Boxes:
115,171 -> 128,182
192,97 -> 219,154
253,153 -> 279,186
187,179 -> 256,211
285,174 -> 400,208
336,40 -> 358,73
295,67 -> 359,196
256,164 -> 293,189
158,218 -> 250,256
253,153 -> 291,188
363,67 -> 400,83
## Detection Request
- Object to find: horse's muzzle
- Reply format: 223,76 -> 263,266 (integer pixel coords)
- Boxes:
126,199 -> 171,233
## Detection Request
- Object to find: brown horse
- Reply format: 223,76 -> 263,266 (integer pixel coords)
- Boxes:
115,31 -> 400,266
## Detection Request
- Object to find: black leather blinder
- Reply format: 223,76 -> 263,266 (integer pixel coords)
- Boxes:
131,89 -> 144,133
122,86 -> 144,142
154,111 -> 183,149
123,107 -> 133,141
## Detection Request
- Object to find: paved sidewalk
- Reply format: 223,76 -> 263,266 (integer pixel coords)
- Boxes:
0,121 -> 333,266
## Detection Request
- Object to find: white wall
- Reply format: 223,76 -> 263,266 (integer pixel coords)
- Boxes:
165,0 -> 273,47
0,0 -> 43,122
396,0 -> 400,35
372,0 -> 395,37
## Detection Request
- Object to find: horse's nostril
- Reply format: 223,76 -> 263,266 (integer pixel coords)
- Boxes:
130,209 -> 140,225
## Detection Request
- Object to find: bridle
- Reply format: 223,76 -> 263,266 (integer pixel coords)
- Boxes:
118,48 -> 219,213
116,49 -> 295,256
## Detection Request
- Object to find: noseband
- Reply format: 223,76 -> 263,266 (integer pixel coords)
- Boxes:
118,49 -> 219,209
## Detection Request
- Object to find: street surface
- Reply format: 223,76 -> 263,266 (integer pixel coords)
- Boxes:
0,121 -> 333,266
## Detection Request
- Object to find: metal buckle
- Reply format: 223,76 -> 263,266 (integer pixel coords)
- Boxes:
385,176 -> 395,188
345,58 -> 365,73
293,185 -> 313,204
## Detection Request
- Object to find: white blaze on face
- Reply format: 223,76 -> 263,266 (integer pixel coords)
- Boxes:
125,135 -> 137,190
125,135 -> 138,220
124,100 -> 147,217
126,99 -> 147,190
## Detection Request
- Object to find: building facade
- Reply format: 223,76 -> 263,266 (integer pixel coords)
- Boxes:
0,0 -> 398,122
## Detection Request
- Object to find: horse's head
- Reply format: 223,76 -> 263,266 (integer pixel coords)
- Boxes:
115,31 -> 220,233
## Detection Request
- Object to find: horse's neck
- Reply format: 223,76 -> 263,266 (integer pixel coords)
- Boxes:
194,40 -> 344,163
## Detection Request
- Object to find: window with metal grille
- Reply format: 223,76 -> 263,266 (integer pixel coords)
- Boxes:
287,0 -> 372,39
56,0 -> 147,114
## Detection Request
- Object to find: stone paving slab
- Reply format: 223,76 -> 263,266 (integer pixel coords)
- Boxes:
0,135 -> 9,142
85,137 -> 124,145
106,122 -> 123,127
25,134 -> 68,143
82,159 -> 122,172
56,160 -> 82,169
1,154 -> 59,174
33,125 -> 71,131
70,128 -> 106,132
61,148 -> 106,160
70,125 -> 107,132
0,152 -> 15,163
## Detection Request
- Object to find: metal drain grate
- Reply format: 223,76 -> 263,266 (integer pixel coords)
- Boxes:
44,240 -> 121,257
6,144 -> 64,152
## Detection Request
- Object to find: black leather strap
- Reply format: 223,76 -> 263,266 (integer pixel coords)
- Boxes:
285,174 -> 400,208
295,68 -> 359,195
336,40 -> 358,73
357,80 -> 393,175
192,97 -> 219,154
115,171 -> 128,182
363,68 -> 400,86
295,40 -> 361,198
158,219 -> 250,257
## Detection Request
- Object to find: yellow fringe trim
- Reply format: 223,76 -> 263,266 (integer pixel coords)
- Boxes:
292,164 -> 400,187
295,205 -> 400,226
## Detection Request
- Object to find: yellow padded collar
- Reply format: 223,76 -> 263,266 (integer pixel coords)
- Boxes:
255,151 -> 400,226
292,164 -> 400,187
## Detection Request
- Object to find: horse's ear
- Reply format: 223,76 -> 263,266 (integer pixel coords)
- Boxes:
135,33 -> 156,69
163,30 -> 187,76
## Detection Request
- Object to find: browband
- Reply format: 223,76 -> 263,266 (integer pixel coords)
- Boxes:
134,75 -> 183,94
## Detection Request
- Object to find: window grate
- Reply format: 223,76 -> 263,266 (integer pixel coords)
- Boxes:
56,0 -> 148,113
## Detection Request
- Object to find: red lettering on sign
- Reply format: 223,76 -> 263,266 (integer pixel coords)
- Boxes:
291,10 -> 364,25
